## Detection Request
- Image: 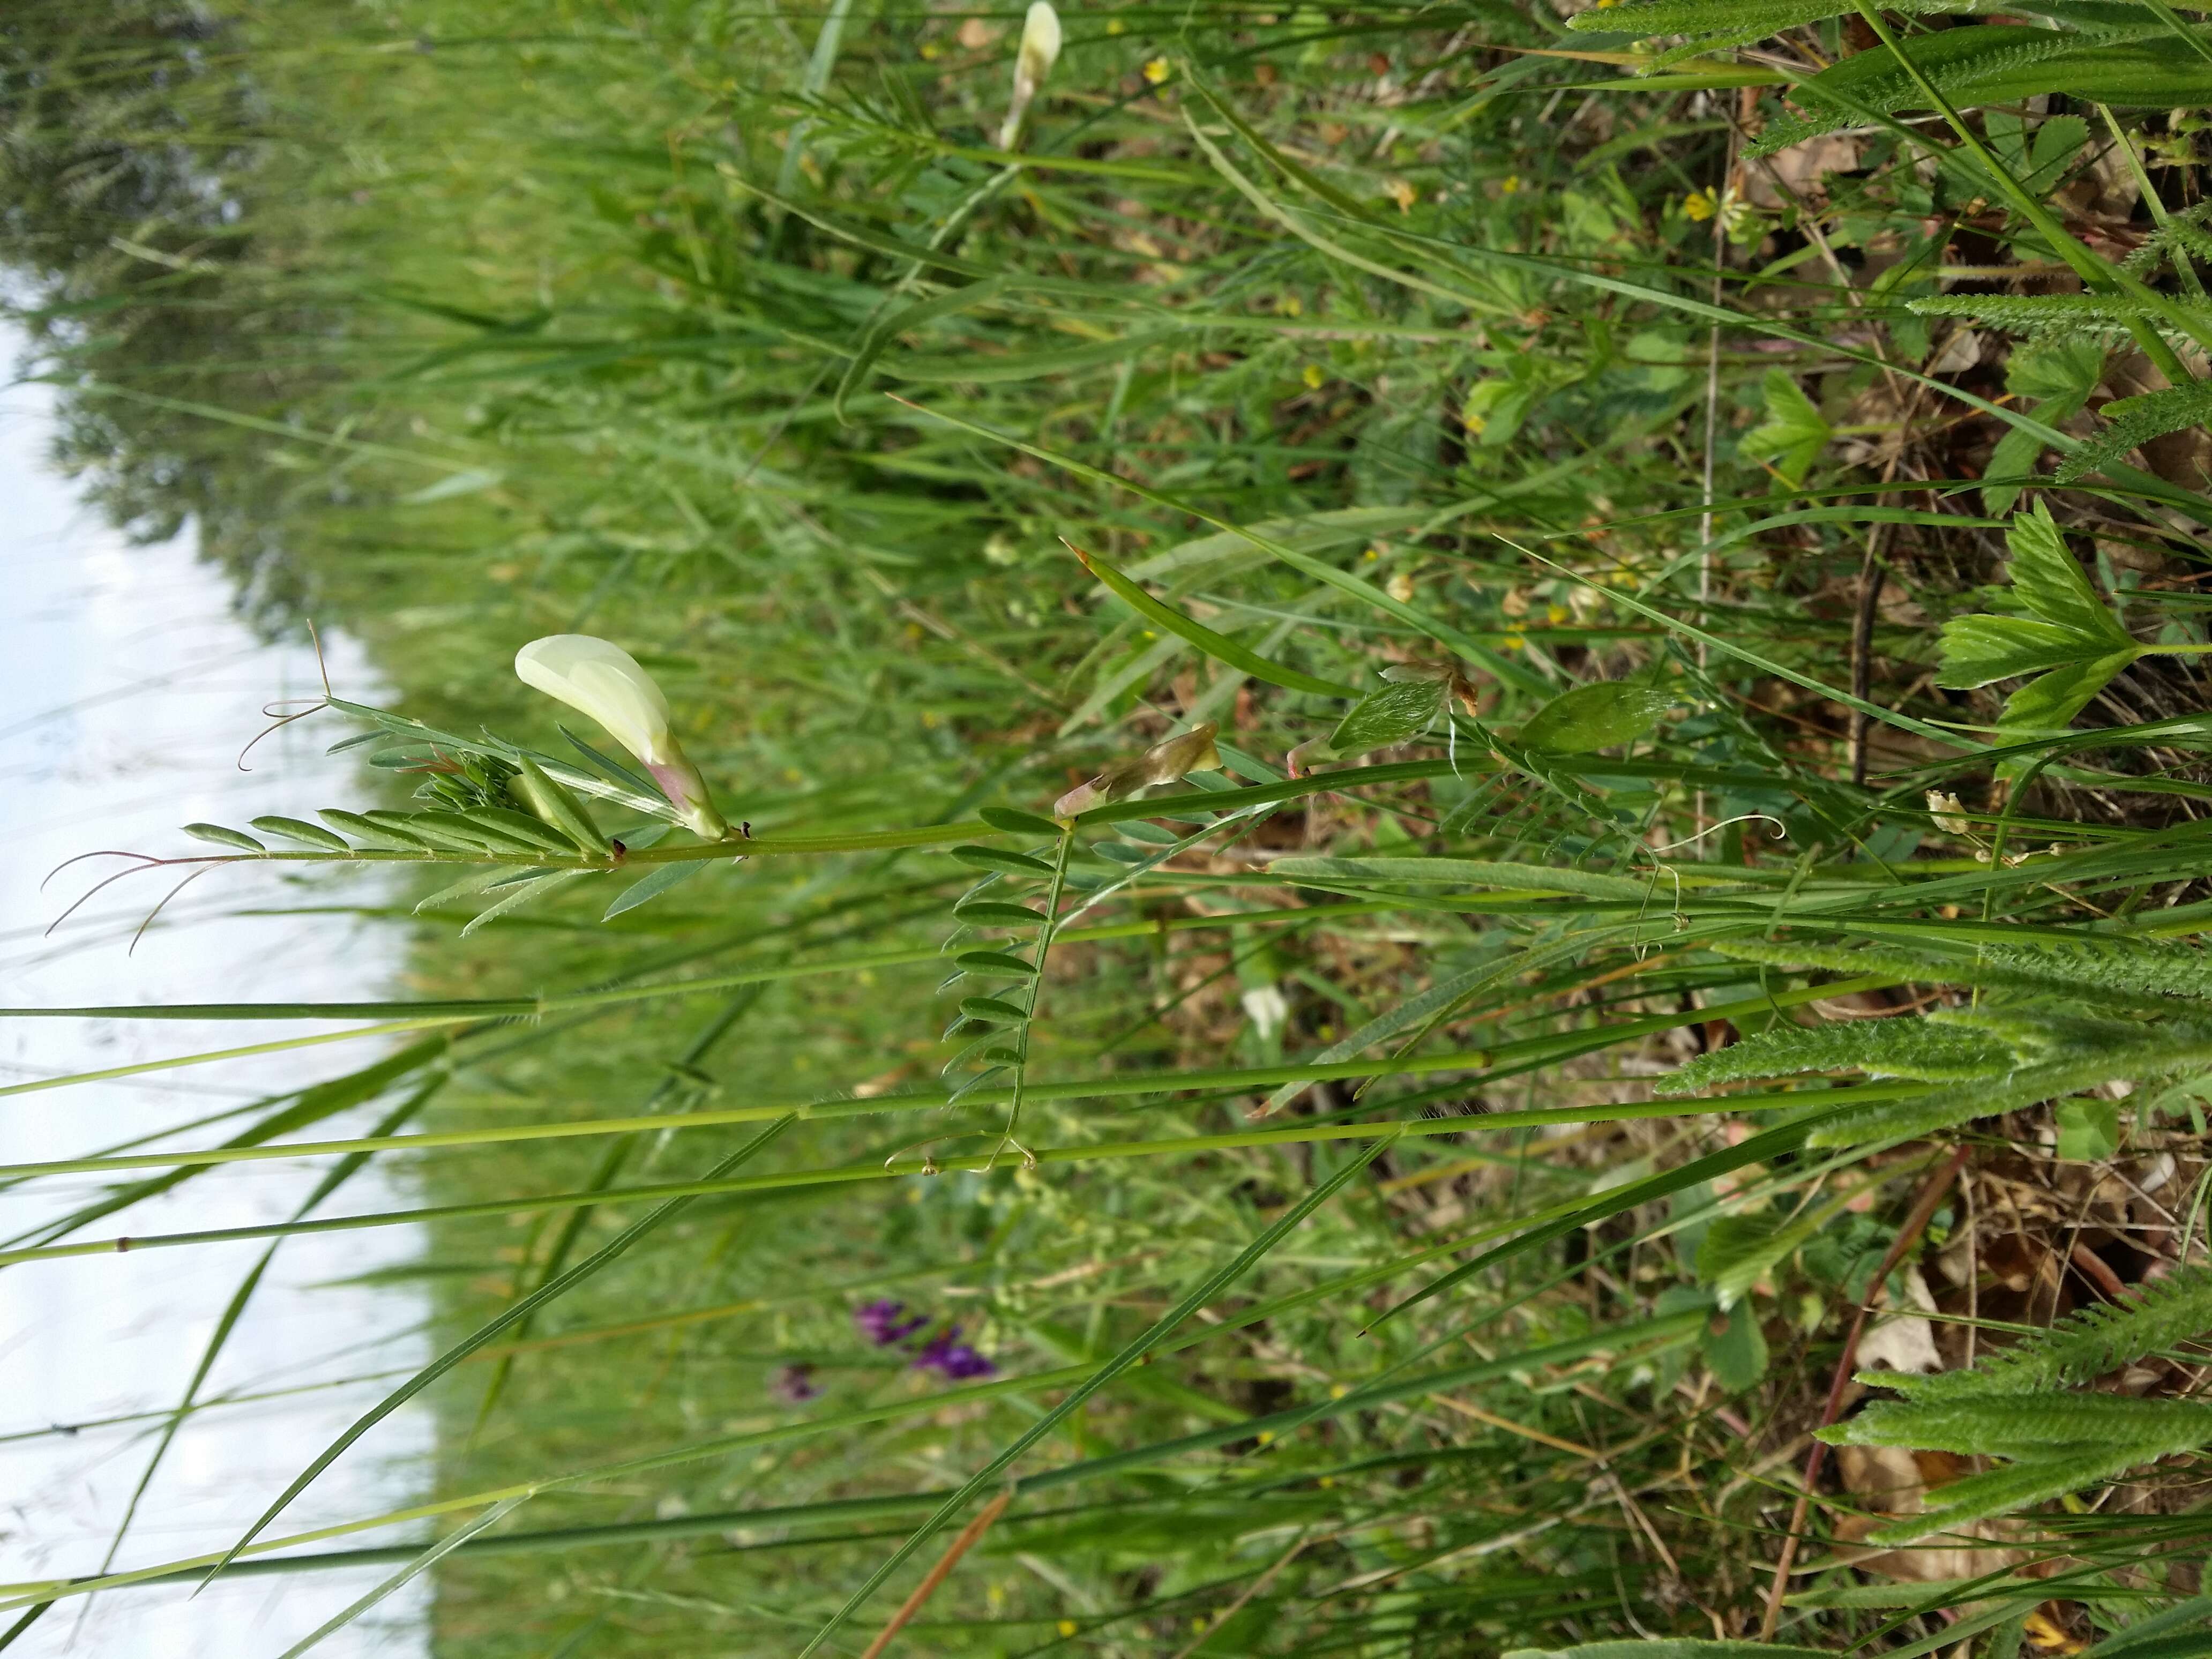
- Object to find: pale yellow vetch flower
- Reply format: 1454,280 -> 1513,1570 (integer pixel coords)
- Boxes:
514,634 -> 730,840
997,0 -> 1063,150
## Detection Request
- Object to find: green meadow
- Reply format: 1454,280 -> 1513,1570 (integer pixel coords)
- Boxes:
10,0 -> 2212,1651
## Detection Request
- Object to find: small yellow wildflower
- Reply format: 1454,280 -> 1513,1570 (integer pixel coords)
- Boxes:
1142,56 -> 1170,84
1319,1474 -> 1337,1487
1106,15 -> 1125,31
1328,1382 -> 1349,1399
1363,545 -> 1380,560
1499,174 -> 1520,195
1546,603 -> 1570,624
1683,186 -> 1718,222
1256,1429 -> 1275,1444
1502,630 -> 1527,651
1278,293 -> 1302,316
1462,412 -> 1486,436
1302,362 -> 1325,389
1383,177 -> 1417,213
1058,1619 -> 1079,1637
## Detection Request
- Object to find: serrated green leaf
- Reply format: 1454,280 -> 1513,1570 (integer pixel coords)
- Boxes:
1326,678 -> 1448,758
249,816 -> 352,853
2054,1096 -> 2123,1161
2005,504 -> 2129,642
1936,615 -> 2112,688
1737,369 -> 1832,486
1999,648 -> 2138,733
183,823 -> 265,853
1518,682 -> 1673,754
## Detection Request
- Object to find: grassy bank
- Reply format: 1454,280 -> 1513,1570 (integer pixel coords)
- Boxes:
9,0 -> 2212,1651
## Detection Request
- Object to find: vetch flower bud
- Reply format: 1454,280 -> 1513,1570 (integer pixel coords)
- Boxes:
997,0 -> 1063,150
514,635 -> 730,839
1054,721 -> 1221,818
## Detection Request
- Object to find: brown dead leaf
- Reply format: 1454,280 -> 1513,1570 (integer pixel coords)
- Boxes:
1745,133 -> 1863,210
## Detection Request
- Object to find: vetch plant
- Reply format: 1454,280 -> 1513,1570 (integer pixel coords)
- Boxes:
996,0 -> 1062,151
514,636 -> 731,841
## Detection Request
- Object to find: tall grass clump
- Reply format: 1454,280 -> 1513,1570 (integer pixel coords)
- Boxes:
8,0 -> 2212,1651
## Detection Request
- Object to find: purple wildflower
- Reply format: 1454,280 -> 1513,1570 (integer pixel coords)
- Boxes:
911,1326 -> 998,1380
854,1299 -> 927,1347
769,1364 -> 820,1404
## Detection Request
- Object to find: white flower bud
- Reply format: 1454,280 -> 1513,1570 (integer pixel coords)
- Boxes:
514,634 -> 729,839
998,1 -> 1063,150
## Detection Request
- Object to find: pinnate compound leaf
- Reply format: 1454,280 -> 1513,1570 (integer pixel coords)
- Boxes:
184,823 -> 265,853
1518,681 -> 1672,754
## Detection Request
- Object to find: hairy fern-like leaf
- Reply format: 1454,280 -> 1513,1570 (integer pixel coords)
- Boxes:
2058,380 -> 2212,483
1804,1022 -> 2212,1146
2121,201 -> 2212,278
1654,1018 -> 2013,1095
1909,294 -> 2212,343
1882,1264 -> 2212,1399
1714,937 -> 2212,1010
1746,24 -> 2175,157
1978,940 -> 2212,1006
1822,1392 -> 2212,1542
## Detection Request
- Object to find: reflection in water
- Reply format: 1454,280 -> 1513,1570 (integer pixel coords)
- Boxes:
0,343 -> 430,1656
